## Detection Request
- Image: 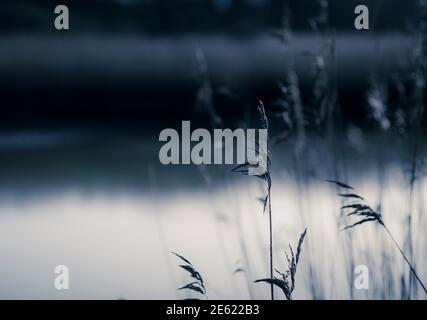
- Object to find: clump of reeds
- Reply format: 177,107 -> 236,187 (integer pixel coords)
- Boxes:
172,252 -> 207,299
232,100 -> 274,299
255,229 -> 307,300
194,47 -> 222,127
271,71 -> 306,153
307,0 -> 338,138
327,180 -> 427,297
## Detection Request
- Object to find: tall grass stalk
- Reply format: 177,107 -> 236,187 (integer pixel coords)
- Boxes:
197,166 -> 243,299
223,176 -> 257,299
232,101 -> 273,299
148,166 -> 179,298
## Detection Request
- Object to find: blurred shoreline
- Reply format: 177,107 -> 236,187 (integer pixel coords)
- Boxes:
0,33 -> 413,126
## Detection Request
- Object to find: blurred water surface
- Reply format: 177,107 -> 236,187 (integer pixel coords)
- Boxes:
0,130 -> 425,299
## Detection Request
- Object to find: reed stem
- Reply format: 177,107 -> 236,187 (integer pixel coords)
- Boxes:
382,224 -> 427,296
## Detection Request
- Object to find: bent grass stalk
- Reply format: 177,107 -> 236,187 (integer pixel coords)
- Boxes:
173,252 -> 207,300
327,180 -> 427,297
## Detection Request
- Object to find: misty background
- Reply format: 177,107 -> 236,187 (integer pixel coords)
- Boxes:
0,0 -> 421,127
0,0 -> 426,300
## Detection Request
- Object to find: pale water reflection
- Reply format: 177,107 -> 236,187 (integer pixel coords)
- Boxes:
0,163 -> 425,299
